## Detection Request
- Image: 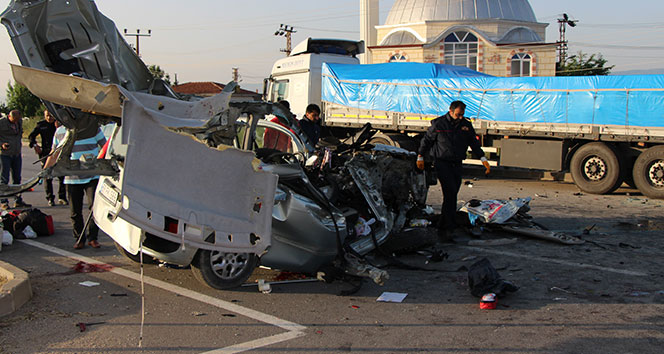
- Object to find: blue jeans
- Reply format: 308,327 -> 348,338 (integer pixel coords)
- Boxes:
0,154 -> 22,204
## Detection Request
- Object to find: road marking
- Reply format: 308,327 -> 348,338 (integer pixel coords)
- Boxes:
459,246 -> 648,277
19,239 -> 306,353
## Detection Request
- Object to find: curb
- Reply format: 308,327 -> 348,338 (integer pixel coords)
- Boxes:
0,260 -> 33,317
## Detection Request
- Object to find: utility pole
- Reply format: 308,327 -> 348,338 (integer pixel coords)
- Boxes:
232,67 -> 239,83
557,14 -> 578,64
274,24 -> 296,56
124,28 -> 152,57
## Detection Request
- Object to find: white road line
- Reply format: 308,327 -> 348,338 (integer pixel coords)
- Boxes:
201,330 -> 306,354
19,239 -> 307,353
459,246 -> 648,277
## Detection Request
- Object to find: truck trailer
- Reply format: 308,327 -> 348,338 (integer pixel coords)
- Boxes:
266,38 -> 664,199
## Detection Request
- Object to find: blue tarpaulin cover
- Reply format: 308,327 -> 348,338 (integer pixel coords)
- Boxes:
321,62 -> 664,128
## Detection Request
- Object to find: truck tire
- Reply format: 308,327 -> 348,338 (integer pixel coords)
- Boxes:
369,132 -> 418,151
570,142 -> 623,194
632,145 -> 664,199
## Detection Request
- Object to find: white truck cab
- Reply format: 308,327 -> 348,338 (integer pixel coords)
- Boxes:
265,38 -> 364,118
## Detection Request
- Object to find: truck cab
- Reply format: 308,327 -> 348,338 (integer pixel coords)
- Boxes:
265,38 -> 364,118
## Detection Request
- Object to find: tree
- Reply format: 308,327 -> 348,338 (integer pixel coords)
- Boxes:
148,64 -> 171,85
5,82 -> 44,117
556,51 -> 614,76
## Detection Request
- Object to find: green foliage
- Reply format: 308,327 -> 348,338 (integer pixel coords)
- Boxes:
22,116 -> 41,139
556,51 -> 614,76
148,64 -> 171,85
5,82 -> 44,117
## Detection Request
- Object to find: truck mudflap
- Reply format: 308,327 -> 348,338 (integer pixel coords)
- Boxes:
11,65 -> 278,255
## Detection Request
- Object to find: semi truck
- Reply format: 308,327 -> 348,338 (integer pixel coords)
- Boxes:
266,38 -> 664,199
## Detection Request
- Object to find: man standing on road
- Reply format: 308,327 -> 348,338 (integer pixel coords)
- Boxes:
417,101 -> 490,242
51,124 -> 107,249
29,109 -> 67,206
298,104 -> 322,146
0,109 -> 31,209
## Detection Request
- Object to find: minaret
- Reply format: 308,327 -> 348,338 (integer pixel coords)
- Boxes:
360,0 -> 379,64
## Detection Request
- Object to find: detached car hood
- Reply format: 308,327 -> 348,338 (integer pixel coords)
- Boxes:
2,1 -> 278,254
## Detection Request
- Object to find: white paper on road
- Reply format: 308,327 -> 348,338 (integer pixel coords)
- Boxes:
376,292 -> 408,303
79,281 -> 100,287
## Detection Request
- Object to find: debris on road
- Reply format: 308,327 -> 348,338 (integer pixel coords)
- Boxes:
76,322 -> 105,332
467,258 -> 519,297
460,197 -> 584,245
479,293 -> 497,309
78,281 -> 100,287
467,238 -> 517,246
376,292 -> 408,303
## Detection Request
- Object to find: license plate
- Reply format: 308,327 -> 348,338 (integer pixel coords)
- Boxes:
99,181 -> 119,206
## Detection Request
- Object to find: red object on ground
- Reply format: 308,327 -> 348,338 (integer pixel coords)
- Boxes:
480,293 -> 497,309
45,215 -> 54,235
72,261 -> 114,273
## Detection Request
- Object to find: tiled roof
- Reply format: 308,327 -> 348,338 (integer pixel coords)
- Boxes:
172,81 -> 260,96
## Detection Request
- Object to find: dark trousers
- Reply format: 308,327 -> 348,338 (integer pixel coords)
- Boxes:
39,151 -> 66,201
45,177 -> 67,201
435,160 -> 463,232
68,179 -> 99,241
0,154 -> 22,203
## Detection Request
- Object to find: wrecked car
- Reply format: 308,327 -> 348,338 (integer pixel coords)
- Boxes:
1,0 -> 432,289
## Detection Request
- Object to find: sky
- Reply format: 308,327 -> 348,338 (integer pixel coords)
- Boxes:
0,0 -> 662,102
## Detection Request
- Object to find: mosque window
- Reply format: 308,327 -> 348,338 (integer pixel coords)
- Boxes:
511,53 -> 531,77
443,31 -> 478,70
389,52 -> 408,62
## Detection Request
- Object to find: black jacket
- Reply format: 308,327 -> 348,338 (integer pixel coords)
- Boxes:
418,113 -> 484,162
28,120 -> 56,156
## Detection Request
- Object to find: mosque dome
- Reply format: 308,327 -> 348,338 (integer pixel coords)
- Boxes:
385,0 -> 538,25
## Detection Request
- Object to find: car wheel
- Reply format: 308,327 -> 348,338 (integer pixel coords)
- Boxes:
570,142 -> 623,194
191,250 -> 258,290
632,145 -> 664,199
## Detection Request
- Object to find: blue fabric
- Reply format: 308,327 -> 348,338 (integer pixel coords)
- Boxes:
53,127 -> 107,184
322,62 -> 664,128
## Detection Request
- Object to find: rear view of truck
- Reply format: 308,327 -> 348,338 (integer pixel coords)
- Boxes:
321,62 -> 664,199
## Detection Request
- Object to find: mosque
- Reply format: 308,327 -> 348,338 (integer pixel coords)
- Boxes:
360,0 -> 557,76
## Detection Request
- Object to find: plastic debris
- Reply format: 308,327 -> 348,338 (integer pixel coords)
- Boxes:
257,279 -> 272,294
2,230 -> 13,246
376,292 -> 408,303
480,293 -> 497,309
354,217 -> 376,237
409,219 -> 431,227
79,281 -> 100,287
22,225 -> 37,239
461,198 -> 531,225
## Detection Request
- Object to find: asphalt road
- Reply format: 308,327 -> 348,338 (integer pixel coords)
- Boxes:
1,152 -> 663,353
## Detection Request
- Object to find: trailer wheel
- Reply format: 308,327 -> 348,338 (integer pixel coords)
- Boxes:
570,142 -> 623,194
369,132 -> 418,151
632,146 -> 664,199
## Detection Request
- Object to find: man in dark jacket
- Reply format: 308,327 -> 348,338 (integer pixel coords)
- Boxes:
298,104 -> 321,146
417,101 -> 490,241
0,110 -> 31,209
29,109 -> 67,206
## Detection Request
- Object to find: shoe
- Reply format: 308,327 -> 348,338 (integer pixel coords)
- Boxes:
74,241 -> 85,249
87,240 -> 101,248
48,198 -> 55,206
13,200 -> 31,208
0,203 -> 8,210
58,199 -> 69,205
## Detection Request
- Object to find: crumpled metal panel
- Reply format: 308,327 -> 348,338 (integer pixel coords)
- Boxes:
1,0 -> 153,91
116,99 -> 276,254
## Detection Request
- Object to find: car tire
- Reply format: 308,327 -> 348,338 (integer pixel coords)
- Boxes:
570,142 -> 623,194
191,250 -> 258,290
632,145 -> 664,199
